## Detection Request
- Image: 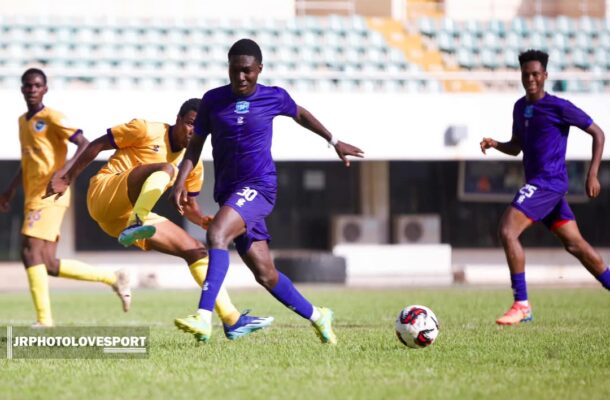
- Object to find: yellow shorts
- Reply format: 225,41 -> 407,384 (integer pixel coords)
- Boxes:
87,171 -> 167,250
21,204 -> 67,242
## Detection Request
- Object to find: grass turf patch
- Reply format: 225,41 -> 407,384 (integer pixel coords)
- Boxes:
0,287 -> 608,400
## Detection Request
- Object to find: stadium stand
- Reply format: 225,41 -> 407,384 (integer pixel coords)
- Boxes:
414,15 -> 610,92
0,7 -> 608,92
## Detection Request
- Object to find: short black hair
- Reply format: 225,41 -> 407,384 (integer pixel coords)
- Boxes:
21,68 -> 47,85
228,38 -> 263,63
178,98 -> 201,117
518,49 -> 549,70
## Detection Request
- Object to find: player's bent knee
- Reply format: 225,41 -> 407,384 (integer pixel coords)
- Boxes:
43,258 -> 60,276
206,229 -> 232,249
254,269 -> 278,289
159,162 -> 175,177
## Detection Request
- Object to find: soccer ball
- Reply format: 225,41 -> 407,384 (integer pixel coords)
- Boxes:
395,305 -> 440,349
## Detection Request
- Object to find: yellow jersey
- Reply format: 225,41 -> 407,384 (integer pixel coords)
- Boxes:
100,119 -> 203,194
19,106 -> 81,208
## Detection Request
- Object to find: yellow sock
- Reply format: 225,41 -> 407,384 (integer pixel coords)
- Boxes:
128,170 -> 171,225
59,259 -> 116,286
26,264 -> 53,325
189,258 -> 240,326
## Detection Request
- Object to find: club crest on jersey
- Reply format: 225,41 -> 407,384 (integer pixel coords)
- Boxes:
34,120 -> 46,132
524,105 -> 534,118
234,101 -> 250,114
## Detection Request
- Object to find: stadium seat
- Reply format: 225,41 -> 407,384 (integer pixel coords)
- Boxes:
571,49 -> 590,70
437,31 -> 456,53
487,19 -> 506,37
459,32 -> 476,51
531,15 -> 550,36
510,18 -> 529,37
418,17 -> 437,37
551,32 -> 568,52
456,48 -> 476,70
315,79 -> 334,91
348,15 -> 368,33
503,48 -> 519,69
588,79 -> 605,93
481,32 -> 500,51
528,32 -> 546,51
578,16 -> 597,36
463,20 -> 482,37
480,49 -> 499,70
439,17 -> 457,36
403,80 -> 420,92
599,32 -> 610,50
549,48 -> 567,70
593,48 -> 610,69
327,14 -> 347,34
359,79 -> 376,92
504,31 -> 522,50
574,31 -> 592,52
565,79 -> 585,92
555,16 -> 575,37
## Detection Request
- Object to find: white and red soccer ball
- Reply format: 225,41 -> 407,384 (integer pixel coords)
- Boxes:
395,305 -> 440,349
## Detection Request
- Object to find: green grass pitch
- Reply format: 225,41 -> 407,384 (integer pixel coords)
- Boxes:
1,287 -> 609,400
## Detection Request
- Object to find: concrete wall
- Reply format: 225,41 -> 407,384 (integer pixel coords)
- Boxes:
3,89 -> 610,161
0,0 -> 295,19
445,0 -> 606,20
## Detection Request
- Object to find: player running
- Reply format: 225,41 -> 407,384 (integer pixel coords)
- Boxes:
170,39 -> 364,344
480,49 -> 610,325
0,68 -> 130,327
45,98 -> 273,340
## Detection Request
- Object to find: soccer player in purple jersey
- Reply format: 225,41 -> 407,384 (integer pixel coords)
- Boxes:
171,38 -> 364,344
480,49 -> 610,325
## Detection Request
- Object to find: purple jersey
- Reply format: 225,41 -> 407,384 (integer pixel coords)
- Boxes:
194,84 -> 298,202
512,93 -> 593,193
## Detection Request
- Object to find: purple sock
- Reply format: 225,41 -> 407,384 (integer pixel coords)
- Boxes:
198,249 -> 230,311
269,272 -> 314,319
596,268 -> 610,290
511,272 -> 528,302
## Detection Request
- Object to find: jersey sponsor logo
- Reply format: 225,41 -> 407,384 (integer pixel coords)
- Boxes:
234,101 -> 250,114
151,145 -> 160,152
235,186 -> 258,207
517,184 -> 537,204
524,105 -> 534,118
34,120 -> 46,132
26,209 -> 42,228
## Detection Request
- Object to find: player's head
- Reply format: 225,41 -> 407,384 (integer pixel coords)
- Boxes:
174,98 -> 200,149
227,38 -> 263,97
21,68 -> 48,109
518,49 -> 548,99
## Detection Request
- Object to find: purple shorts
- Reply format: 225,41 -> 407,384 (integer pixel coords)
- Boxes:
511,184 -> 575,230
222,185 -> 275,254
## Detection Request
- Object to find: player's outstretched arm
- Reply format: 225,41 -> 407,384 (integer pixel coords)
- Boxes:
293,105 -> 364,167
171,133 -> 204,214
584,122 -> 605,198
181,195 -> 214,230
44,135 -> 113,199
480,134 -> 521,156
0,167 -> 22,212
58,133 -> 90,177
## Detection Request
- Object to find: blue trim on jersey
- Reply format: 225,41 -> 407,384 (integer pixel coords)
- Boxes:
25,105 -> 45,120
68,129 -> 83,143
106,128 -> 118,149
